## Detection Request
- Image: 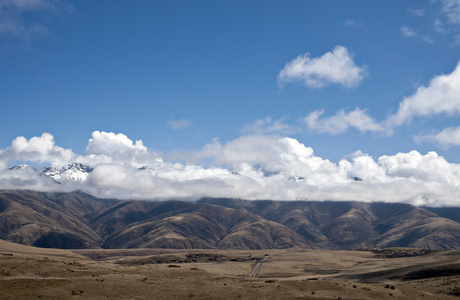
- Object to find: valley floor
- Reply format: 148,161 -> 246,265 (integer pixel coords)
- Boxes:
1,240 -> 460,299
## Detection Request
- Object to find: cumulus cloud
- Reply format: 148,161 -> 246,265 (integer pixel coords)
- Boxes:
303,108 -> 385,135
1,131 -> 460,206
168,119 -> 192,130
79,131 -> 162,168
340,151 -> 388,183
201,135 -> 346,184
339,150 -> 460,206
388,62 -> 460,127
278,45 -> 367,88
7,133 -> 74,166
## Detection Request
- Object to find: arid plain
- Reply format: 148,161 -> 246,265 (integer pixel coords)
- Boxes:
1,240 -> 460,299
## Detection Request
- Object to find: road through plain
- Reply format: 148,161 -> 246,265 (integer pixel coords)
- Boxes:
248,255 -> 269,277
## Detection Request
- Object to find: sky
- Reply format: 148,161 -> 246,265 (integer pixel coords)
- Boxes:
1,0 -> 460,206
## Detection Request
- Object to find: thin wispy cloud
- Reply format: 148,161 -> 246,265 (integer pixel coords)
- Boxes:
434,19 -> 447,33
400,26 -> 433,43
168,119 -> 192,130
440,0 -> 460,24
453,33 -> 460,46
0,0 -> 72,40
416,126 -> 460,148
343,19 -> 363,28
278,45 -> 367,89
401,26 -> 416,37
303,108 -> 385,135
408,7 -> 425,17
241,117 -> 295,135
400,2 -> 460,46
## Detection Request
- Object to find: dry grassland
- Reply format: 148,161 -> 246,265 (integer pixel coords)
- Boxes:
1,240 -> 460,299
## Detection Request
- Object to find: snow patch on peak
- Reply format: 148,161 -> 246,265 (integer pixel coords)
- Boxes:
42,163 -> 93,182
9,164 -> 38,171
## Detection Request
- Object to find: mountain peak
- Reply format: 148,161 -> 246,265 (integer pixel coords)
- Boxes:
42,163 -> 93,183
9,164 -> 36,171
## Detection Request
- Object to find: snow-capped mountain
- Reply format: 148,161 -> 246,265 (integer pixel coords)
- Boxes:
9,164 -> 38,171
42,163 -> 93,182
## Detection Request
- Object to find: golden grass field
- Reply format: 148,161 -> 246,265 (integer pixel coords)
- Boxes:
1,240 -> 460,299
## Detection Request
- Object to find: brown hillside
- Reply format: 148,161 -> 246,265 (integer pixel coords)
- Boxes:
99,203 -> 311,249
199,198 -> 460,250
2,190 -> 460,250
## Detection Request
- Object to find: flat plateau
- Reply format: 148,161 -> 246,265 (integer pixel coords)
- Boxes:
1,240 -> 460,299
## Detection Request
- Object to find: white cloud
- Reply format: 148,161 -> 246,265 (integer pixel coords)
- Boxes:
0,167 -> 64,191
400,26 -> 434,43
453,34 -> 460,46
388,62 -> 460,126
416,126 -> 460,147
8,133 -> 74,166
85,131 -> 147,155
303,108 -> 385,135
1,131 -> 460,206
80,131 -> 162,168
408,8 -> 425,17
339,150 -> 460,206
343,19 -> 363,28
378,151 -> 460,188
0,150 -> 8,171
434,19 -> 447,33
241,117 -> 295,135
175,135 -> 350,190
278,45 -> 367,88
401,26 -> 416,37
168,119 -> 192,130
339,151 -> 388,183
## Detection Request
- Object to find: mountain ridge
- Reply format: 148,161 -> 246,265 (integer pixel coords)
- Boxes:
1,190 -> 460,250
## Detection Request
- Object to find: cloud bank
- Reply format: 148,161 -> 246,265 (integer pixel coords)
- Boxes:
1,131 -> 460,206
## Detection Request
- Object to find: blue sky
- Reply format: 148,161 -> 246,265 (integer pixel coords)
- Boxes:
1,1 -> 460,205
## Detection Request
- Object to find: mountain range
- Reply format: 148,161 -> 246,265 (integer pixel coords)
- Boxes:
9,163 -> 362,185
1,190 -> 460,250
9,163 -> 93,183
